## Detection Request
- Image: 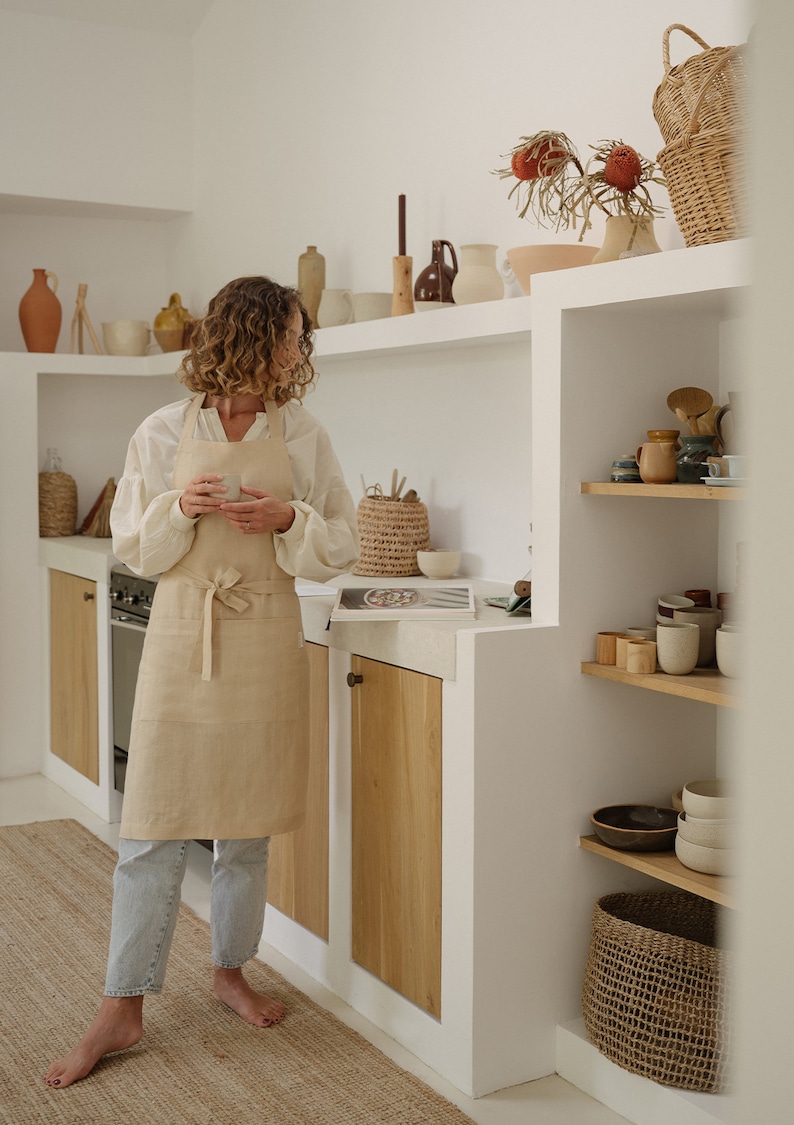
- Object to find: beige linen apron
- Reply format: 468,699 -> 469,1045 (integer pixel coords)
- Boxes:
120,394 -> 309,841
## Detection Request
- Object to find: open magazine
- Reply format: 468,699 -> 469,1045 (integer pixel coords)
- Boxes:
330,584 -> 475,621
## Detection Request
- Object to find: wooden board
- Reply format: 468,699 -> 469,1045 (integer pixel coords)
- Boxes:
581,661 -> 739,708
580,835 -> 736,907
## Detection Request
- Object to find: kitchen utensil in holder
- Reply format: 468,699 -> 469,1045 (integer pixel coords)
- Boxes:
353,496 -> 430,576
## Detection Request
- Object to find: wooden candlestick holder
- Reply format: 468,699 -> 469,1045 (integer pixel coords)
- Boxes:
391,256 -> 414,316
69,283 -> 103,354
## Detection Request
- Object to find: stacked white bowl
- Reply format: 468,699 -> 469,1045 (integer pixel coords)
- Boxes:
675,778 -> 735,875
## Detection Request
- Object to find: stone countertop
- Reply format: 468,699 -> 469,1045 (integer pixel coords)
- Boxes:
39,538 -> 533,681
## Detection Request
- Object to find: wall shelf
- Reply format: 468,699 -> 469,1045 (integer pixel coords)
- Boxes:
579,834 -> 735,908
581,481 -> 744,501
581,661 -> 738,708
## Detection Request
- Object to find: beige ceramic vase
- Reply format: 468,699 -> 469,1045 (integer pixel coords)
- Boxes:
592,216 -> 662,264
451,244 -> 504,304
19,269 -> 62,352
298,245 -> 326,329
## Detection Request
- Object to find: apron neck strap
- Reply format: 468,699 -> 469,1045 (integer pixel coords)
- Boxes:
264,398 -> 286,449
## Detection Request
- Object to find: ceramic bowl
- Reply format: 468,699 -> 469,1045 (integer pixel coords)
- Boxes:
677,812 -> 734,849
506,244 -> 597,295
657,594 -> 695,620
682,778 -> 733,820
590,805 -> 678,852
416,549 -> 462,580
102,320 -> 151,356
671,788 -> 684,812
675,834 -> 733,876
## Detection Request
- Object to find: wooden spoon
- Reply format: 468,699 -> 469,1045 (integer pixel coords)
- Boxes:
666,386 -> 713,435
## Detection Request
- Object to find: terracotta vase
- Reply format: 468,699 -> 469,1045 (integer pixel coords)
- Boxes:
591,217 -> 662,264
451,244 -> 504,305
19,269 -> 62,352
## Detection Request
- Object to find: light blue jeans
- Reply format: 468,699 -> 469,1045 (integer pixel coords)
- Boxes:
105,836 -> 270,996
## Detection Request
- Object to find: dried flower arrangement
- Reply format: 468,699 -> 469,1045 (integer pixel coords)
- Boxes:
495,131 -> 666,240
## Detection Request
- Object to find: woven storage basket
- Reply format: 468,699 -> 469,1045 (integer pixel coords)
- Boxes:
581,890 -> 733,1093
653,25 -> 749,148
38,471 -> 77,537
353,497 -> 430,577
658,128 -> 748,248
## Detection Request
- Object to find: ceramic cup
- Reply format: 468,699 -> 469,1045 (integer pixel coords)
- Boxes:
595,631 -> 623,665
685,588 -> 712,607
102,320 -> 151,356
656,621 -> 699,675
709,455 -> 747,479
673,606 -> 723,666
352,292 -> 392,322
716,624 -> 743,678
626,638 -> 657,674
208,473 -> 241,502
317,289 -> 354,327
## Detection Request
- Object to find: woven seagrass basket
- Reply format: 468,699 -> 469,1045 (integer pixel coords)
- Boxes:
353,497 -> 430,577
38,471 -> 77,537
581,890 -> 733,1093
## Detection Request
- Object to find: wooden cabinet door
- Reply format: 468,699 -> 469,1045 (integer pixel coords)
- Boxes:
351,655 -> 442,1017
49,569 -> 99,783
267,641 -> 329,940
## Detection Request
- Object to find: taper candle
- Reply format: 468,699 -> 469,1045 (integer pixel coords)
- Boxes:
398,194 -> 406,257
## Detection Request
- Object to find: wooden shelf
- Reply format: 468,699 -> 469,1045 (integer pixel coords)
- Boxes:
581,661 -> 739,707
580,834 -> 735,908
580,481 -> 743,500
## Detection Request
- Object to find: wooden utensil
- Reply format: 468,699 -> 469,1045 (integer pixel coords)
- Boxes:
666,386 -> 713,435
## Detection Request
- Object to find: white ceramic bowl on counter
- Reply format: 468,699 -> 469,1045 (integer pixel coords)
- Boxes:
416,549 -> 462,579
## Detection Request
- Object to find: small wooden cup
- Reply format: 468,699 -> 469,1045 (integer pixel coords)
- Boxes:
595,631 -> 623,665
626,639 -> 657,675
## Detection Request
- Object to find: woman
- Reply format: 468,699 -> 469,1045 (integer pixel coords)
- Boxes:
45,276 -> 359,1088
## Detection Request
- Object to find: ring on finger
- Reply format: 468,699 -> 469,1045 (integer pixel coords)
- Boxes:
246,521 -> 250,531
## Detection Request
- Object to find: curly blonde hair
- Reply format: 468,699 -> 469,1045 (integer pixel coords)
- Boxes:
178,276 -> 316,401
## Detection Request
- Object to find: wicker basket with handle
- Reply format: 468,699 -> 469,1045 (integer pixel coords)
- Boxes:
581,890 -> 733,1092
652,24 -> 749,148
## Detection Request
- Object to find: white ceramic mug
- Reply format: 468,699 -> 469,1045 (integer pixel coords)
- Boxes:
102,320 -> 151,356
708,455 -> 747,479
317,289 -> 354,327
656,621 -> 699,675
352,292 -> 392,322
716,625 -> 743,678
208,473 -> 241,502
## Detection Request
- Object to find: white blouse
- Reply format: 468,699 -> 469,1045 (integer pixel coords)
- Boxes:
110,397 -> 360,581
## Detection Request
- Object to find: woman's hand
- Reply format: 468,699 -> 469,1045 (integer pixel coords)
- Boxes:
220,486 -> 296,535
179,474 -> 228,519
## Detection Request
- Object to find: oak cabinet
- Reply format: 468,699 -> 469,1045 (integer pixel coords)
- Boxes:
49,568 -> 99,783
350,654 -> 442,1018
267,641 -> 330,940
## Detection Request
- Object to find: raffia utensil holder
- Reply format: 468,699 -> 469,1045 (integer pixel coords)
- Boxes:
353,497 -> 430,577
582,890 -> 733,1093
39,470 -> 78,537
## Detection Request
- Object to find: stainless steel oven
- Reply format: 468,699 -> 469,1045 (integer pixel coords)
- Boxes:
109,565 -> 158,793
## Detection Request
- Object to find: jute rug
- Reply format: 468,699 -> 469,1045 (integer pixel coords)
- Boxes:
0,819 -> 473,1124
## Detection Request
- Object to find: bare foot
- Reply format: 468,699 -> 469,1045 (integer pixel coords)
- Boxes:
43,996 -> 144,1088
213,966 -> 284,1027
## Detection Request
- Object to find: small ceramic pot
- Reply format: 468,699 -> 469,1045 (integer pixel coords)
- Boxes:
656,621 -> 699,675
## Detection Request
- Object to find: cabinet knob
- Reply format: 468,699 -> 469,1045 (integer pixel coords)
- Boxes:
83,591 -> 95,601
346,672 -> 363,687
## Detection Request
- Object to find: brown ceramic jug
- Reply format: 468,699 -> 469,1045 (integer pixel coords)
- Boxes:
636,441 -> 677,484
19,269 -> 61,352
414,240 -> 458,307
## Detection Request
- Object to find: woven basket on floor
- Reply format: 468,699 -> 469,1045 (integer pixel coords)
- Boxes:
353,497 -> 430,577
581,890 -> 733,1093
38,471 -> 77,537
652,24 -> 749,148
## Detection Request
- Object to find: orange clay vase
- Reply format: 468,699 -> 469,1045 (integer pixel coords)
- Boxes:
19,269 -> 62,352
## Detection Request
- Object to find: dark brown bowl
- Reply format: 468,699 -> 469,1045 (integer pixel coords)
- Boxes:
590,805 -> 678,852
